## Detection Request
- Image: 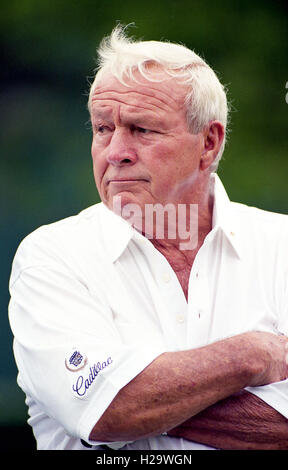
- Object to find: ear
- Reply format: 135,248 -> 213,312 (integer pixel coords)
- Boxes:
200,121 -> 225,171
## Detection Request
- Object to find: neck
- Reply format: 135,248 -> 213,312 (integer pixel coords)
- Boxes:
147,174 -> 214,255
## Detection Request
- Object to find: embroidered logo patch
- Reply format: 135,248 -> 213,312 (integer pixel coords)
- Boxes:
65,349 -> 87,372
72,357 -> 113,398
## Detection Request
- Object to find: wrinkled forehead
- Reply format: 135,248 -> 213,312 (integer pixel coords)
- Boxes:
89,68 -> 188,111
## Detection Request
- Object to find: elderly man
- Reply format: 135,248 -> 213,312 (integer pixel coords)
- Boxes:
9,26 -> 288,450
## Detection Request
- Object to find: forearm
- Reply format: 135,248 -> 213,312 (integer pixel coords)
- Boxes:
168,390 -> 288,450
89,334 -> 264,442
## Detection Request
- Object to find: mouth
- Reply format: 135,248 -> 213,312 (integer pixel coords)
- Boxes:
107,178 -> 149,185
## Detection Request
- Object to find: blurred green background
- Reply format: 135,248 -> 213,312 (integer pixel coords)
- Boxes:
1,0 -> 287,450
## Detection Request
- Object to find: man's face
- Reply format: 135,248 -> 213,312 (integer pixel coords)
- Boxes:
90,70 -> 206,213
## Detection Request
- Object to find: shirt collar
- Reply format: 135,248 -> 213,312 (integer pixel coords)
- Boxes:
211,173 -> 242,259
99,202 -> 134,263
100,172 -> 242,263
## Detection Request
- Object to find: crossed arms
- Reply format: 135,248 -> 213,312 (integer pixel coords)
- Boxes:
9,238 -> 288,449
89,332 -> 288,449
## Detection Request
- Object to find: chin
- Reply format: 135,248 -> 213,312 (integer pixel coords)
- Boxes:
109,192 -> 139,209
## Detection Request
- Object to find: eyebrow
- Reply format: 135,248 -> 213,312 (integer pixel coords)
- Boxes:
91,107 -> 113,120
91,106 -> 168,131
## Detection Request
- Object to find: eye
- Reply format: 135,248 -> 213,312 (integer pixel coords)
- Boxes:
136,127 -> 150,134
133,126 -> 158,135
93,123 -> 113,136
96,125 -> 110,134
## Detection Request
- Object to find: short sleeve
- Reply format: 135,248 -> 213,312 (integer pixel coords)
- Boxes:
8,232 -> 165,446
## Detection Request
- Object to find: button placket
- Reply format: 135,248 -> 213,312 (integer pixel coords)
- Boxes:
176,314 -> 185,324
162,272 -> 171,284
148,253 -> 188,349
187,247 -> 212,348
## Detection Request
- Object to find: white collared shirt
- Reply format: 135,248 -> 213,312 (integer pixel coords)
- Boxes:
8,174 -> 288,450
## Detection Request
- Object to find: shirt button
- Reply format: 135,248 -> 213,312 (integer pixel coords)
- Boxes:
177,314 -> 185,324
162,272 -> 171,283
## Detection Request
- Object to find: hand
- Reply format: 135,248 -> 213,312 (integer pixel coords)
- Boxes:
244,331 -> 288,387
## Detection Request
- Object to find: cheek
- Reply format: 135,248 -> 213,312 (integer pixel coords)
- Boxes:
91,142 -> 106,184
147,141 -> 175,170
148,141 -> 186,177
148,139 -> 200,196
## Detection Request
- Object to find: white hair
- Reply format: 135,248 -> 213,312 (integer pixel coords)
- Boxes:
88,25 -> 229,171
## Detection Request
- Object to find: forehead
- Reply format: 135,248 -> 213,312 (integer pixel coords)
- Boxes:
90,71 -> 187,117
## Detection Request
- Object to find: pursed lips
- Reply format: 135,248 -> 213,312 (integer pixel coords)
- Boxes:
106,178 -> 150,185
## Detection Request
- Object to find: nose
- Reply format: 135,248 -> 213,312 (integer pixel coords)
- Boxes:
106,128 -> 138,167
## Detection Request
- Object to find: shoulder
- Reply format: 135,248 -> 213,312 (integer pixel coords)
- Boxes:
231,201 -> 288,231
9,203 -> 107,284
18,202 -> 105,247
231,201 -> 288,256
